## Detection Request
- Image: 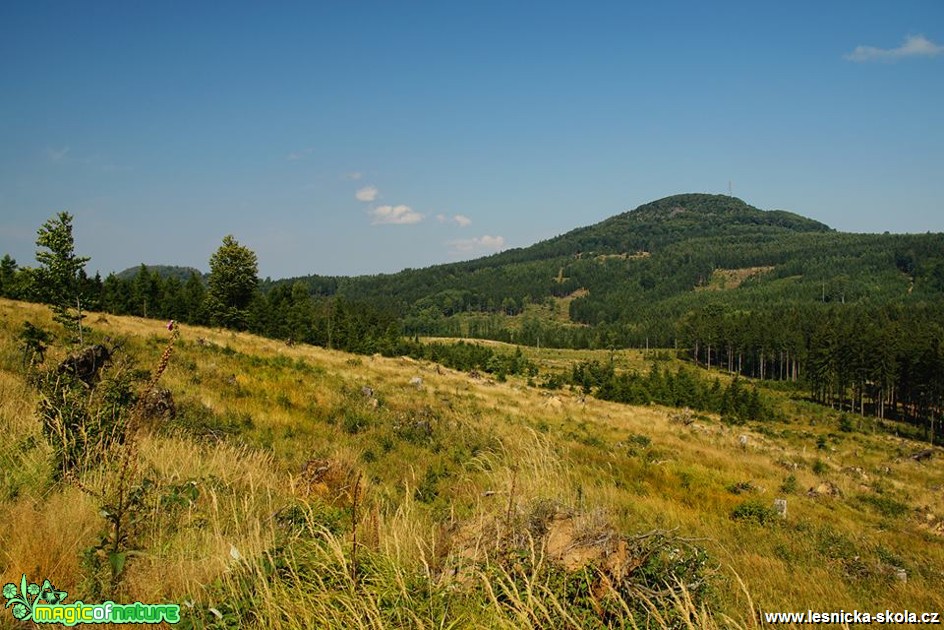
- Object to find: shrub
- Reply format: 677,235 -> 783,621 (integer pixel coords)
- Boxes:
627,433 -> 652,448
17,321 -> 52,367
859,494 -> 910,519
169,402 -> 253,440
838,414 -> 855,433
780,474 -> 798,494
341,409 -> 371,435
726,481 -> 755,495
33,324 -> 181,598
34,354 -> 139,480
731,499 -> 778,526
810,525 -> 857,562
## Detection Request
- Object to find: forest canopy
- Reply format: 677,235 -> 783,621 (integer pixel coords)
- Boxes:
3,194 -> 943,443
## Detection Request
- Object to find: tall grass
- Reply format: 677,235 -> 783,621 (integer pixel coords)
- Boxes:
1,298 -> 942,628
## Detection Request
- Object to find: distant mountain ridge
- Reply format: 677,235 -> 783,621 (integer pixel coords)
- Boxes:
262,192 -> 942,348
274,193 -> 832,288
270,193 -> 843,301
117,193 -> 939,351
116,265 -> 205,282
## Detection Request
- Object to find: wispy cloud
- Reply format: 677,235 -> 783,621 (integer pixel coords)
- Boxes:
46,146 -> 70,162
286,148 -> 314,160
844,34 -> 943,62
99,163 -> 132,173
369,204 -> 424,225
44,146 -> 129,172
344,171 -> 364,180
356,185 -> 379,202
448,234 -> 506,253
436,213 -> 472,227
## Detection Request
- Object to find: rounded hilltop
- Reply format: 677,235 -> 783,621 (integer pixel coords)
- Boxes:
623,193 -> 833,232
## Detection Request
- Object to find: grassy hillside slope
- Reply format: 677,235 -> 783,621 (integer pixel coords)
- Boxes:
1,298 -> 943,628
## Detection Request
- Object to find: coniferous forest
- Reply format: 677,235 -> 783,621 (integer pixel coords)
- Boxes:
3,194 -> 943,443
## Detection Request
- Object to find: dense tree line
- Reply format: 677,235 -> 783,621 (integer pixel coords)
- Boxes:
570,360 -> 771,424
265,198 -> 944,360
677,303 -> 944,443
4,198 -> 943,443
1,239 -> 403,358
399,341 -> 538,380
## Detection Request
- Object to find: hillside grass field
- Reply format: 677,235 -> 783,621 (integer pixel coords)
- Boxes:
1,297 -> 943,628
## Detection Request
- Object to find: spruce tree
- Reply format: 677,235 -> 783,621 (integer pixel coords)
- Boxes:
205,235 -> 259,330
35,212 -> 90,336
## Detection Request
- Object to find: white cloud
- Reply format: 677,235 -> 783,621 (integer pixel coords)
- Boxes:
478,235 -> 505,249
448,234 -> 506,253
46,146 -> 70,162
43,146 -> 129,172
369,204 -> 423,225
286,147 -> 314,160
844,34 -> 943,62
356,185 -> 379,202
345,171 -> 364,180
435,213 -> 472,227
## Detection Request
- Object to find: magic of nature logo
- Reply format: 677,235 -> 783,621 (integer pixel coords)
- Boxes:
3,574 -> 179,626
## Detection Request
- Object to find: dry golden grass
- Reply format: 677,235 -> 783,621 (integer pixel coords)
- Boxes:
1,297 -> 942,628
0,487 -> 100,597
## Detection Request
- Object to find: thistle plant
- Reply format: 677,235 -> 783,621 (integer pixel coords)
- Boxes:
30,321 -> 181,598
82,321 -> 180,598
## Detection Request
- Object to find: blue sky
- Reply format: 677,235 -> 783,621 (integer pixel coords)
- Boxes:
1,1 -> 942,278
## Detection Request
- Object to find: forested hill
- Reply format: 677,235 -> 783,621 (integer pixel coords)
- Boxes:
267,193 -> 943,344
518,193 -> 832,260
440,193 -> 833,265
6,196 -> 942,440
116,265 -> 205,283
12,193 -> 937,357
271,193 -> 836,305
